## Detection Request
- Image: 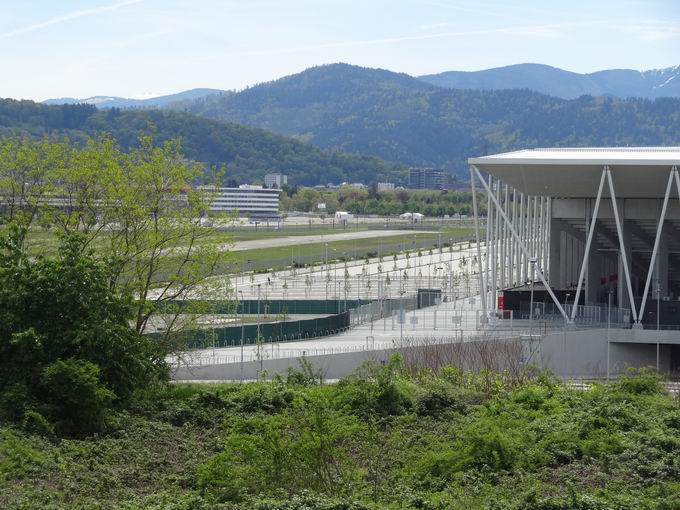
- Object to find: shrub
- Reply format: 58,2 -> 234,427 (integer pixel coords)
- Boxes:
20,410 -> 54,437
613,368 -> 663,396
41,358 -> 115,435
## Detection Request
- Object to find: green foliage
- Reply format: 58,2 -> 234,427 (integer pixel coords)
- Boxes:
0,99 -> 406,186
283,185 -> 478,216
41,359 -> 115,436
2,369 -> 680,508
613,367 -> 663,395
0,429 -> 46,481
0,227 -> 166,435
197,393 -> 366,502
168,63 -> 680,176
333,354 -> 415,418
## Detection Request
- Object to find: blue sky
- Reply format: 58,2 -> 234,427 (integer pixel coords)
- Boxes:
1,0 -> 678,101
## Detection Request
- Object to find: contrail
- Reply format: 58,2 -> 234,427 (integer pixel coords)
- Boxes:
0,0 -> 143,40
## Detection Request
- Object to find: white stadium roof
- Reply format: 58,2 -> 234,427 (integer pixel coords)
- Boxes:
468,147 -> 680,198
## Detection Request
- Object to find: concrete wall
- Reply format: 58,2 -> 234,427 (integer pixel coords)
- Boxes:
172,348 -> 396,381
541,328 -> 676,377
173,329 -> 680,381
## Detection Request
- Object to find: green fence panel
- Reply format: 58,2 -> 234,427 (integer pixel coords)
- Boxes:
175,311 -> 351,349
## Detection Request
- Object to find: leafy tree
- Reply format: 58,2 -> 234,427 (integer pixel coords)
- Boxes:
0,226 -> 166,435
0,135 -> 230,347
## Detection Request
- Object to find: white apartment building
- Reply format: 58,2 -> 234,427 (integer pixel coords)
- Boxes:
377,182 -> 395,192
202,185 -> 281,218
264,173 -> 288,188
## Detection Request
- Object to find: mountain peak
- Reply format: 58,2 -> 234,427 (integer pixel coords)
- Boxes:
419,63 -> 680,99
42,88 -> 227,109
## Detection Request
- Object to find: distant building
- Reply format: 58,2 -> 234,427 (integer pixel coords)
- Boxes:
408,167 -> 446,190
399,212 -> 425,223
340,182 -> 366,189
377,182 -> 395,192
264,173 -> 288,189
335,211 -> 353,224
202,185 -> 280,218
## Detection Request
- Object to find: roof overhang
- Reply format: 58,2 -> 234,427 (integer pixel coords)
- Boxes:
469,148 -> 680,198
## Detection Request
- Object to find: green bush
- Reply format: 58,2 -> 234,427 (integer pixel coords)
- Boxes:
41,359 -> 115,435
613,368 -> 663,396
0,227 -> 167,436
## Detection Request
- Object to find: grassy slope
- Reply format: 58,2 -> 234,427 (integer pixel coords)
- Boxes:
2,369 -> 680,509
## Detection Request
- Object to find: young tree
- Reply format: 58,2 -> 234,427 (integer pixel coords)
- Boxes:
0,227 -> 166,435
0,135 -> 231,350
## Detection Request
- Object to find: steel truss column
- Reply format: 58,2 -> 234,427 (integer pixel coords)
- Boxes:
543,197 -> 552,280
471,165 -> 569,321
500,184 -> 508,289
530,196 -> 538,257
510,188 -> 517,286
470,166 -> 488,322
540,197 -> 546,277
570,167 -> 607,321
638,166 -> 679,321
492,180 -> 500,313
606,166 -> 639,324
485,177 -> 492,311
517,192 -> 524,284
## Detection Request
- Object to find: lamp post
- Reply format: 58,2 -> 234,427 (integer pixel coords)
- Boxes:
607,289 -> 612,381
239,290 -> 245,383
333,248 -> 337,299
563,293 -> 571,379
257,284 -> 262,374
655,280 -> 660,372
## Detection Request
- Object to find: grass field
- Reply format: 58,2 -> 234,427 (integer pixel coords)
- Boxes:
23,224 -> 477,275
225,227 -> 475,273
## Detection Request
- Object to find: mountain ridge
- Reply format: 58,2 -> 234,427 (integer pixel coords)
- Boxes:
418,63 -> 680,99
0,97 -> 404,186
167,63 -> 680,175
42,88 -> 229,109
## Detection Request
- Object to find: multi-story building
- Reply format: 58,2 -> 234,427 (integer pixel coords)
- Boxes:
377,182 -> 395,192
202,185 -> 280,218
408,168 -> 446,190
264,173 -> 288,189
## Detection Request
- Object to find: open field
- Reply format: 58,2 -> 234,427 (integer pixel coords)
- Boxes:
226,227 -> 476,273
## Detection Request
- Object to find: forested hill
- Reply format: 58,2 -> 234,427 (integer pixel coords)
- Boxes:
0,98 -> 405,186
170,63 -> 680,176
419,63 -> 680,99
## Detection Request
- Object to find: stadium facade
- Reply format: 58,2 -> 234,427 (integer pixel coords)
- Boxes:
469,148 -> 680,376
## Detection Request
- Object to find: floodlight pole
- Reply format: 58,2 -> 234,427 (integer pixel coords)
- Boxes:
239,290 -> 245,383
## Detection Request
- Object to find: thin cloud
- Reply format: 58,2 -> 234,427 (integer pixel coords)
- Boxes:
219,19 -> 607,59
0,0 -> 143,40
616,20 -> 680,42
417,22 -> 450,32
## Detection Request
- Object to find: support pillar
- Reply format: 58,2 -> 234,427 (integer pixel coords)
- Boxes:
617,219 -> 633,310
